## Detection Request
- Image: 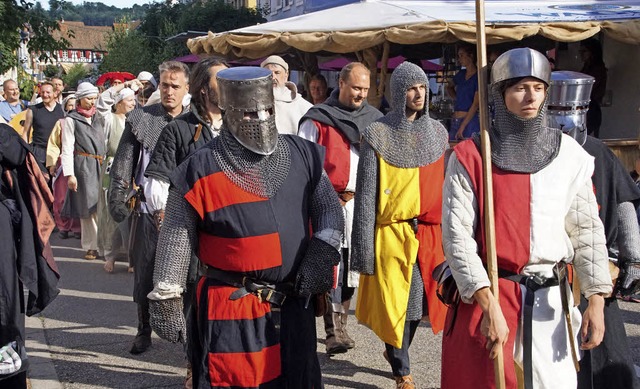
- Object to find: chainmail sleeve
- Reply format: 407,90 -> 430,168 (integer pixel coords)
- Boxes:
310,171 -> 344,250
151,187 -> 199,296
350,139 -> 378,274
617,201 -> 640,262
565,180 -> 613,298
108,123 -> 140,221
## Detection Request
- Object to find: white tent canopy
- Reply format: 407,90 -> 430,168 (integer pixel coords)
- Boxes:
188,0 -> 640,58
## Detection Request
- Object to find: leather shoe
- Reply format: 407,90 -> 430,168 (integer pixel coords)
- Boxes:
72,232 -> 81,239
129,334 -> 151,354
84,250 -> 98,260
58,230 -> 70,239
325,335 -> 348,356
394,375 -> 416,389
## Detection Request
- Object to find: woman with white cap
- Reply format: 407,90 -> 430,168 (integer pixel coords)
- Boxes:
136,71 -> 157,89
60,81 -> 105,260
95,80 -> 139,272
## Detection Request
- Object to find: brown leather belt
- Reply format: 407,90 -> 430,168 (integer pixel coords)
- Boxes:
338,191 -> 355,203
75,151 -> 103,164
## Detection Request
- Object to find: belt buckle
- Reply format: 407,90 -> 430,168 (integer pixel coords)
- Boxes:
256,289 -> 264,303
532,274 -> 546,286
411,217 -> 418,235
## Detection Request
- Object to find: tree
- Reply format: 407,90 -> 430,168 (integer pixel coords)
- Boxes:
0,1 -> 69,74
100,2 -> 265,74
99,25 -> 159,75
63,63 -> 90,90
43,64 -> 61,77
48,0 -> 148,26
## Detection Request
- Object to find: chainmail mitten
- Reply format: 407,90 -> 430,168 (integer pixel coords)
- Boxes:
108,181 -> 130,223
617,201 -> 640,263
149,298 -> 186,344
350,140 -> 377,275
295,238 -> 341,297
108,126 -> 139,222
616,201 -> 640,296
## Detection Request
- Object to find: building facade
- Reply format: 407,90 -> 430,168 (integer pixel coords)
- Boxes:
257,0 -> 357,21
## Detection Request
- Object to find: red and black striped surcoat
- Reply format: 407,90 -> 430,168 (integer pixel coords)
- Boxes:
171,135 -> 326,389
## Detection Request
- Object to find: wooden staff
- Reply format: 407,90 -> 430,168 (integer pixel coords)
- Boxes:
474,0 -> 506,388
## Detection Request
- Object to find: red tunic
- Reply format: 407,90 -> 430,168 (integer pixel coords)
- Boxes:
441,140 -> 529,389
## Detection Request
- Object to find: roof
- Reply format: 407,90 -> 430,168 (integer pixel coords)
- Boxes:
188,0 -> 640,58
54,21 -> 112,51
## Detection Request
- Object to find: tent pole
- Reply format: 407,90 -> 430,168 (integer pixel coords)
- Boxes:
475,1 -> 506,388
377,41 -> 390,107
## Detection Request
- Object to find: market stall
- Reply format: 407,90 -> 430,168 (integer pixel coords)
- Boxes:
188,0 -> 640,146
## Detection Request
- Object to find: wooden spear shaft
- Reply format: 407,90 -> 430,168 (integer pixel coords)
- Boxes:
474,1 -> 506,388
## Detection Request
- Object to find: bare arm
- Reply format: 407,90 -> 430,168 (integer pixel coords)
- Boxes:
21,108 -> 33,142
446,80 -> 457,100
455,92 -> 479,140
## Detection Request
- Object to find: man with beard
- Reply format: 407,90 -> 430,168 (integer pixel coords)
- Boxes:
351,62 -> 449,389
144,57 -> 228,387
299,62 -> 383,355
147,66 -> 344,388
108,61 -> 189,355
260,55 -> 312,135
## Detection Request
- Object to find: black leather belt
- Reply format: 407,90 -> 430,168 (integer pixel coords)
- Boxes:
504,263 -> 567,389
205,267 -> 293,306
403,217 -> 429,235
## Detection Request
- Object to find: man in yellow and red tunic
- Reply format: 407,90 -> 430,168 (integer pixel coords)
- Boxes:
351,62 -> 449,389
147,67 -> 344,388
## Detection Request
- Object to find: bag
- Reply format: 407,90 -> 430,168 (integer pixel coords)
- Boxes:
432,261 -> 460,307
314,292 -> 330,317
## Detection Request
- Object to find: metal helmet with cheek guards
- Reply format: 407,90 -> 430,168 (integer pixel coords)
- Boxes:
491,47 -> 551,86
545,71 -> 595,146
217,67 -> 278,155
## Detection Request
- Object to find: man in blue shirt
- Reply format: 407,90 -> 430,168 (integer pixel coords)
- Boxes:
0,80 -> 28,122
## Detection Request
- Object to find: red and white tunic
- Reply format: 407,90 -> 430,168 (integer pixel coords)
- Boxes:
441,135 -> 612,389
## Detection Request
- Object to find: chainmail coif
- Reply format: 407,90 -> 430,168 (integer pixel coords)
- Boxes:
482,82 -> 561,173
213,127 -> 291,198
363,61 -> 448,168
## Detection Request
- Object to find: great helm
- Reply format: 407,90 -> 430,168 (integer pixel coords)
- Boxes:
217,66 -> 277,155
491,48 -> 551,86
545,71 -> 594,145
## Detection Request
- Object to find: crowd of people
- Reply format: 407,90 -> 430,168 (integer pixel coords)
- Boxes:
0,42 -> 639,389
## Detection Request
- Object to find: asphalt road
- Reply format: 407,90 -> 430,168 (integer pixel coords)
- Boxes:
25,234 -> 640,389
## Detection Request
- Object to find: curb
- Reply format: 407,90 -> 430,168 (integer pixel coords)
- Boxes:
25,314 -> 63,389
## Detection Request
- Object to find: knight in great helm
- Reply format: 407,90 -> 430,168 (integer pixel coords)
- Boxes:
147,66 -> 344,389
